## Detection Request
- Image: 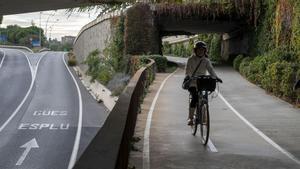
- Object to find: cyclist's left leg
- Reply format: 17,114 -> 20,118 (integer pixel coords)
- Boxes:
188,87 -> 197,125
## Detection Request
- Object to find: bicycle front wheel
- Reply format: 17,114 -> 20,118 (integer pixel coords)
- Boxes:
200,103 -> 210,145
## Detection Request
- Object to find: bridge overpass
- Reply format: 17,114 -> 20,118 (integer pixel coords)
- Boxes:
0,0 -> 129,15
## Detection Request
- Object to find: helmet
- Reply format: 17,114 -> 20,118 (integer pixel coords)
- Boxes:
194,41 -> 207,49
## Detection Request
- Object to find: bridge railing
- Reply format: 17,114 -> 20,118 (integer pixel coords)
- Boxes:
74,58 -> 156,169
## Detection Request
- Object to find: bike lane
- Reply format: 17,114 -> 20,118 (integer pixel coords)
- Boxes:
0,52 -> 79,169
131,68 -> 300,169
215,66 -> 300,161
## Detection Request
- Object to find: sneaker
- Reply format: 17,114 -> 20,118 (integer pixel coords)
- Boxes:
187,119 -> 194,126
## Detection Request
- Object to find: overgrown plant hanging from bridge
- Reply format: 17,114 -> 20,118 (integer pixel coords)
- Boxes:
154,0 -> 260,26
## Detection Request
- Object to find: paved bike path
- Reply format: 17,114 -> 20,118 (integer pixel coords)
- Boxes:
132,68 -> 300,169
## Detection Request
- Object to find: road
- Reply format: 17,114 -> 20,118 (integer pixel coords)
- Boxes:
134,56 -> 300,169
0,49 -> 108,169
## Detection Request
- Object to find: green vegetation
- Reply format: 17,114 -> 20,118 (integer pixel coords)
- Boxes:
140,55 -> 168,72
67,51 -> 77,66
233,55 -> 244,71
84,49 -> 114,85
124,3 -> 160,55
232,0 -> 300,105
0,25 -> 46,47
162,34 -> 222,63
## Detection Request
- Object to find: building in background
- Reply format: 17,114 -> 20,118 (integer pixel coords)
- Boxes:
61,36 -> 76,45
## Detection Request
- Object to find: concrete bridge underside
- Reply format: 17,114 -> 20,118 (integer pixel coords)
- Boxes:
157,17 -> 248,61
159,19 -> 242,35
0,0 -> 126,15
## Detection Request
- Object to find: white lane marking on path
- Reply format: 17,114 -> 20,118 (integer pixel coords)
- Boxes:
207,139 -> 218,153
218,92 -> 300,165
62,53 -> 83,169
0,49 -> 6,69
0,51 -> 47,132
143,69 -> 178,169
16,138 -> 39,166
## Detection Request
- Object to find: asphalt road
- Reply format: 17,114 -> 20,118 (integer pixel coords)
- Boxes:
0,50 -> 108,169
0,49 -> 32,128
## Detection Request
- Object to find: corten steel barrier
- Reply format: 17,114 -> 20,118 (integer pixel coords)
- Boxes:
74,59 -> 156,169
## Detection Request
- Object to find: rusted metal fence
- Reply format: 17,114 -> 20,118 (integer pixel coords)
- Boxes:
74,59 -> 156,169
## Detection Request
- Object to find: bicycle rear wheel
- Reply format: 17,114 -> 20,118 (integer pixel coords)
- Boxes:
200,103 -> 210,145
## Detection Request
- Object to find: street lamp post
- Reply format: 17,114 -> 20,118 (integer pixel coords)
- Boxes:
39,12 -> 42,47
45,12 -> 56,39
48,19 -> 59,40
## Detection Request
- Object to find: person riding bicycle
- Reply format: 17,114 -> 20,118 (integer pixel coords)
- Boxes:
185,41 -> 222,126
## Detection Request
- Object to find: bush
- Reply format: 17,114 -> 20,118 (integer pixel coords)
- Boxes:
247,55 -> 269,84
84,49 -> 115,85
233,55 -> 244,71
280,63 -> 296,99
261,61 -> 287,95
67,52 -> 77,66
239,57 -> 252,77
148,55 -> 168,72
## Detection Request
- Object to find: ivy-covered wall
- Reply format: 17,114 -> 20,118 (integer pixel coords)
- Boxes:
235,0 -> 300,105
124,3 -> 161,55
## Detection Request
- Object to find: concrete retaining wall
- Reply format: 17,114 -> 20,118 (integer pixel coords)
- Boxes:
73,11 -> 122,72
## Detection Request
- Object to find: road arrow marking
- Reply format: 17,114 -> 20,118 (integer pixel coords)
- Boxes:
16,138 -> 39,166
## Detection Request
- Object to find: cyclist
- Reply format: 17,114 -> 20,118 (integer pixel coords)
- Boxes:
185,41 -> 222,126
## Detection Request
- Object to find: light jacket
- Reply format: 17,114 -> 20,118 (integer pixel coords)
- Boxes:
185,55 -> 217,87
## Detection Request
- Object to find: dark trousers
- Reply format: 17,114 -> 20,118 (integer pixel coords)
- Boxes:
188,87 -> 198,108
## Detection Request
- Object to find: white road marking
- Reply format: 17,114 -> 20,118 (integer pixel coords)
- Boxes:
16,138 -> 39,166
18,123 -> 70,130
143,69 -> 178,169
0,51 -> 47,132
0,49 -> 6,69
218,92 -> 300,165
207,139 -> 218,152
62,53 -> 83,169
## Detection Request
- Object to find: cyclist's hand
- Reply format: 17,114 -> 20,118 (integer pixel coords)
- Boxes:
184,76 -> 190,81
217,77 -> 223,83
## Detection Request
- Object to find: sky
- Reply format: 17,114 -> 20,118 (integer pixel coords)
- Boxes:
0,9 -> 99,41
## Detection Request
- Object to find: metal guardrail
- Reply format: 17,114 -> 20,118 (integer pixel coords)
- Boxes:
74,59 -> 156,169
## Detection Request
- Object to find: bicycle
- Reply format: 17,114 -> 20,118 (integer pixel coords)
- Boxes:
189,75 -> 221,145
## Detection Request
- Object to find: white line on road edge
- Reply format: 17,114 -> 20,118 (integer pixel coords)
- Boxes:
0,51 -> 47,132
207,139 -> 218,153
63,53 -> 83,169
0,49 -> 6,69
218,92 -> 300,165
143,69 -> 178,169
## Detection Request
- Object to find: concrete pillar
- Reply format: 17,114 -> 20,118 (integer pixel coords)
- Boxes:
124,3 -> 160,55
221,30 -> 249,62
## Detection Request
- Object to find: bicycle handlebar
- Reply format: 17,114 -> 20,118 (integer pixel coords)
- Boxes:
190,75 -> 223,83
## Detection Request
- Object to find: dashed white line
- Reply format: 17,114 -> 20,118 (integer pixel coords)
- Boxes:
0,49 -> 6,69
218,92 -> 300,165
143,69 -> 178,169
62,53 -> 83,169
0,51 -> 47,132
